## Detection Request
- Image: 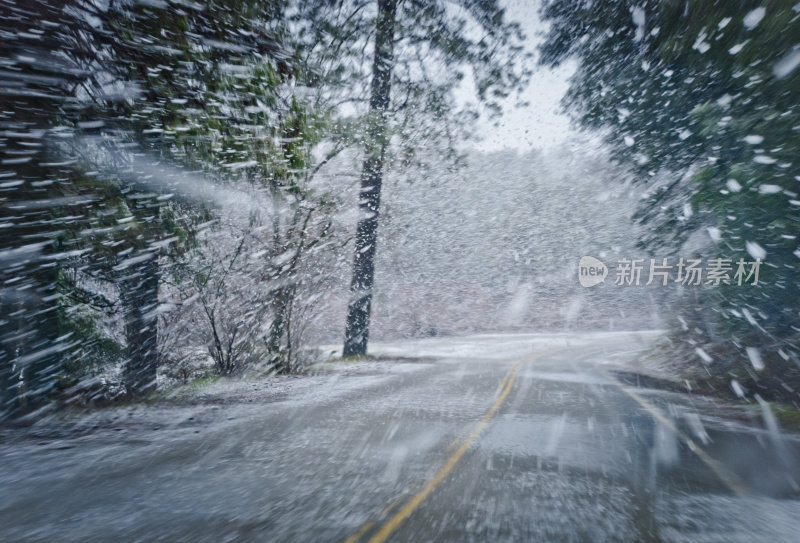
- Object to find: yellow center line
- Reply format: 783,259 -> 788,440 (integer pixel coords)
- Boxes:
446,368 -> 515,449
447,364 -> 518,452
493,371 -> 512,398
344,482 -> 424,542
618,385 -> 748,496
346,348 -> 560,543
343,522 -> 375,543
366,370 -> 519,543
445,431 -> 466,452
379,495 -> 405,516
563,347 -> 748,496
346,346 -> 747,543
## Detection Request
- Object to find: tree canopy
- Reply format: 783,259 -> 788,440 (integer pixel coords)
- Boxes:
540,0 -> 800,394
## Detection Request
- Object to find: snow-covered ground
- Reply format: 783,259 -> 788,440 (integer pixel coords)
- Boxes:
319,330 -> 664,361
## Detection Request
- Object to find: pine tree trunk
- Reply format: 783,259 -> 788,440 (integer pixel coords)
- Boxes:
122,253 -> 160,397
343,0 -> 397,357
0,269 -> 61,416
266,284 -> 293,372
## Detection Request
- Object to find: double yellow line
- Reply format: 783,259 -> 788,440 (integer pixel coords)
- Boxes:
346,350 -> 554,543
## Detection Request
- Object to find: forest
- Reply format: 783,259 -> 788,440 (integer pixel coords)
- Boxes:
3,2 -> 800,542
1,0 -> 798,420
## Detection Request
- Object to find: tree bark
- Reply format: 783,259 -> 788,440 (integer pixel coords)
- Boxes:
266,284 -> 293,372
0,270 -> 61,416
343,0 -> 397,357
121,253 -> 160,397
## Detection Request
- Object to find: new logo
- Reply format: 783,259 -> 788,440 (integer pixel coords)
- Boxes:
578,256 -> 608,288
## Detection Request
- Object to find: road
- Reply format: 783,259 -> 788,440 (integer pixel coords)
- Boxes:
1,331 -> 799,542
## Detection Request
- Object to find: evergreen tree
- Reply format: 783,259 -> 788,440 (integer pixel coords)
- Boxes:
540,0 -> 800,393
0,0 -> 295,411
293,0 -> 532,356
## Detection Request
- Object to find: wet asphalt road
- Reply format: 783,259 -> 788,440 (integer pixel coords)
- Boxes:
1,331 -> 799,542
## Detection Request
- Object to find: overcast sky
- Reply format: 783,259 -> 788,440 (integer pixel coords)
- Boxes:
463,0 -> 579,152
